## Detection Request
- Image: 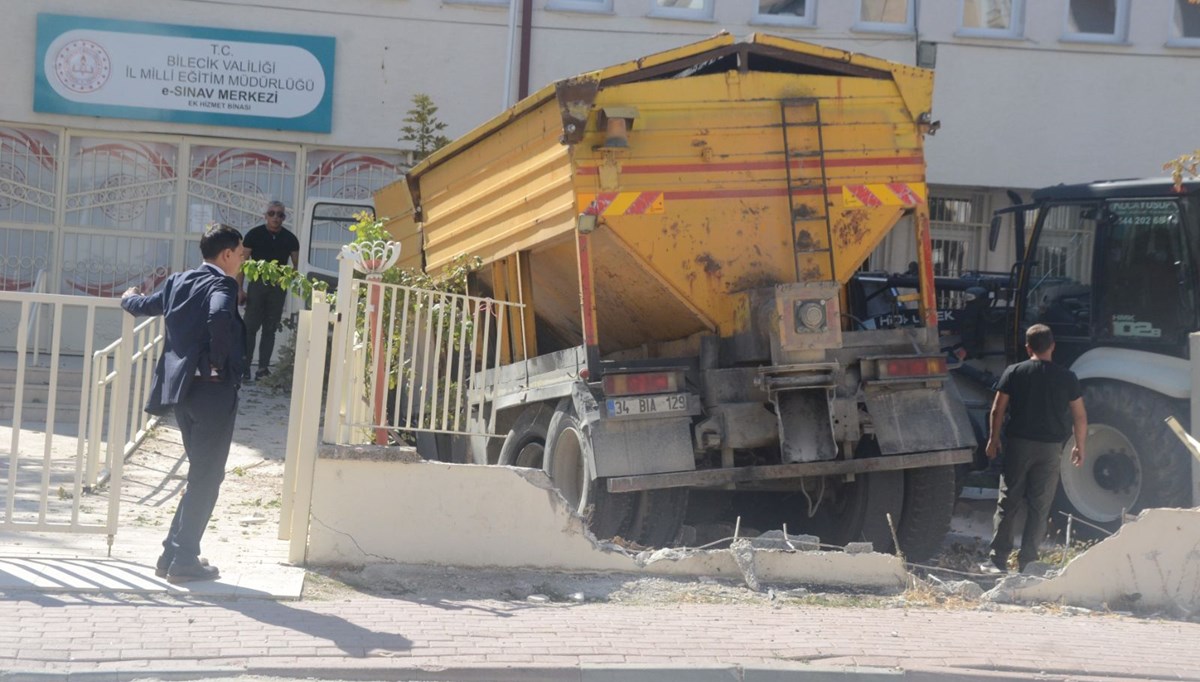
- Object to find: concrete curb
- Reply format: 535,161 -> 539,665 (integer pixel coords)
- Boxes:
0,663 -> 1157,682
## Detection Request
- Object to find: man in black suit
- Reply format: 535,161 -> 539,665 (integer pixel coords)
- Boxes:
122,224 -> 247,584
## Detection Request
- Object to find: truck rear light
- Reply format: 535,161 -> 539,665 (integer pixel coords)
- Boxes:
879,356 -> 947,379
602,371 -> 682,396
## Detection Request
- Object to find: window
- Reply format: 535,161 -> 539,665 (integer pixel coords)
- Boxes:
1169,0 -> 1200,46
547,0 -> 613,12
1095,199 -> 1194,344
649,0 -> 714,21
855,0 -> 913,34
1023,203 -> 1096,340
754,0 -> 816,27
960,0 -> 1024,38
1062,0 -> 1129,43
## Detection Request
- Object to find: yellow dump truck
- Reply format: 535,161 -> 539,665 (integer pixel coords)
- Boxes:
378,34 -> 974,560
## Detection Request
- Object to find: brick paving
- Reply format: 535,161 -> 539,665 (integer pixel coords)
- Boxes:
1,593 -> 1197,681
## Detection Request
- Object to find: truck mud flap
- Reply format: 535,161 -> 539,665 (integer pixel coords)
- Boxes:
590,416 -> 696,479
863,385 -> 975,455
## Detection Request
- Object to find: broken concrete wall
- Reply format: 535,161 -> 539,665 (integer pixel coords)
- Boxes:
1007,508 -> 1200,613
304,445 -> 907,590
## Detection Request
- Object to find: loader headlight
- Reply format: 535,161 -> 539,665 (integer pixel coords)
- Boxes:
795,300 -> 827,333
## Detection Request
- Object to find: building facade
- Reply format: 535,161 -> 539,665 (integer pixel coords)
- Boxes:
1,0 -> 1197,306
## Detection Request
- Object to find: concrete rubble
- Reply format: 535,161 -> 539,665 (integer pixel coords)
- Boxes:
989,507 -> 1200,614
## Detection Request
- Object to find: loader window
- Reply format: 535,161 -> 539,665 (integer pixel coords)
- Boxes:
1022,203 -> 1095,340
1095,199 -> 1194,344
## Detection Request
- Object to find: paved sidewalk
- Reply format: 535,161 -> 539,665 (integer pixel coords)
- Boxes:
1,591 -> 1197,681
4,386 -> 1198,681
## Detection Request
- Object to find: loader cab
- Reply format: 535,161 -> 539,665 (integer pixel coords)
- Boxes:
1013,179 -> 1200,366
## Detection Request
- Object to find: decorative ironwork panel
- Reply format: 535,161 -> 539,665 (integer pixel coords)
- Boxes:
306,148 -> 403,200
65,137 -> 178,231
0,127 -> 58,225
0,228 -> 52,292
60,232 -> 171,297
187,145 -> 296,232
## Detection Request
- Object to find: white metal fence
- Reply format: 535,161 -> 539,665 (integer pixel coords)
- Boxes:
0,290 -> 162,541
323,256 -> 528,445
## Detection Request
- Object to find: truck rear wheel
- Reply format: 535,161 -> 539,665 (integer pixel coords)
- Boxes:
809,469 -> 904,553
1055,382 -> 1192,532
497,403 -> 554,468
895,465 -> 956,562
543,398 -> 685,546
544,399 -> 634,540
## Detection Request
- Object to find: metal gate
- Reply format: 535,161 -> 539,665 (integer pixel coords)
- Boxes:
0,290 -> 162,547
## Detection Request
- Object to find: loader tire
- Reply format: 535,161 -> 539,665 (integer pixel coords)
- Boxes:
1054,382 -> 1192,535
895,465 -> 957,563
544,399 -> 634,540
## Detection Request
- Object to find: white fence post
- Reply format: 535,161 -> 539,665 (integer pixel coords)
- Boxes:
1190,333 -> 1200,507
105,313 -> 135,537
324,253 -> 357,445
289,291 -> 331,564
279,304 -> 314,541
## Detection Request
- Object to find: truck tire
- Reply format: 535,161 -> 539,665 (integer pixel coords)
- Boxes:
895,465 -> 956,563
812,469 -> 904,553
497,403 -> 554,468
543,398 -> 635,540
1054,382 -> 1192,533
625,487 -> 688,548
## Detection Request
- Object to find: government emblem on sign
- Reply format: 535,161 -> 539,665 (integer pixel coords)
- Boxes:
53,39 -> 111,94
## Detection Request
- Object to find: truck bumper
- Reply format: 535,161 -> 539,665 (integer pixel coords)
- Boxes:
605,447 -> 973,493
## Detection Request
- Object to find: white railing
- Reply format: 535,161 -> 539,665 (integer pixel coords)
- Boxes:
0,289 -> 162,540
323,251 -> 528,445
87,315 -> 164,486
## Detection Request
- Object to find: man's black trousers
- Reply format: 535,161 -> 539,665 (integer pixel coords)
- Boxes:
162,381 -> 239,562
244,280 -> 287,371
989,437 -> 1062,570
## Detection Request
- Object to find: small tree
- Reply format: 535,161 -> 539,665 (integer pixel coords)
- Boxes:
1165,150 -> 1200,191
400,94 -> 451,162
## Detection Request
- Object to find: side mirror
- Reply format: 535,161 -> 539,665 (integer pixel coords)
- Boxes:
988,215 -> 1002,252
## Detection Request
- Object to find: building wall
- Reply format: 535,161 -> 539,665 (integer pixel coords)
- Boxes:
2,0 -> 1197,302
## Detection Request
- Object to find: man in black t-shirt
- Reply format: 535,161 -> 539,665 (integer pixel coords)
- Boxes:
983,323 -> 1088,574
240,200 -> 300,380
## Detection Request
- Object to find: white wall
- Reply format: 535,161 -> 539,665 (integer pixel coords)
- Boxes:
3,1 -> 1198,211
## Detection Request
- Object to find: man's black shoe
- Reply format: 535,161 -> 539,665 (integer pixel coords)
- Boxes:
166,560 -> 220,584
255,368 -> 270,380
155,554 -> 209,579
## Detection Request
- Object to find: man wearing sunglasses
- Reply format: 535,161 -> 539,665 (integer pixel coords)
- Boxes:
240,200 -> 300,381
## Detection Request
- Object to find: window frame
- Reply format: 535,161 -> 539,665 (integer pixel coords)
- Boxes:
1167,0 -> 1200,48
752,0 -> 818,28
1060,0 -> 1130,45
957,0 -> 1026,40
648,0 -> 715,22
442,0 -> 510,7
546,0 -> 614,13
853,0 -> 915,35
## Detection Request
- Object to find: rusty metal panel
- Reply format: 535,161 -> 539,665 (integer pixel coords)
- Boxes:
377,180 -> 423,271
863,385 -> 976,455
420,103 -> 576,272
590,227 -> 710,355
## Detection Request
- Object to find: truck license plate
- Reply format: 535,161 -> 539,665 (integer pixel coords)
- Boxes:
606,393 -> 688,418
